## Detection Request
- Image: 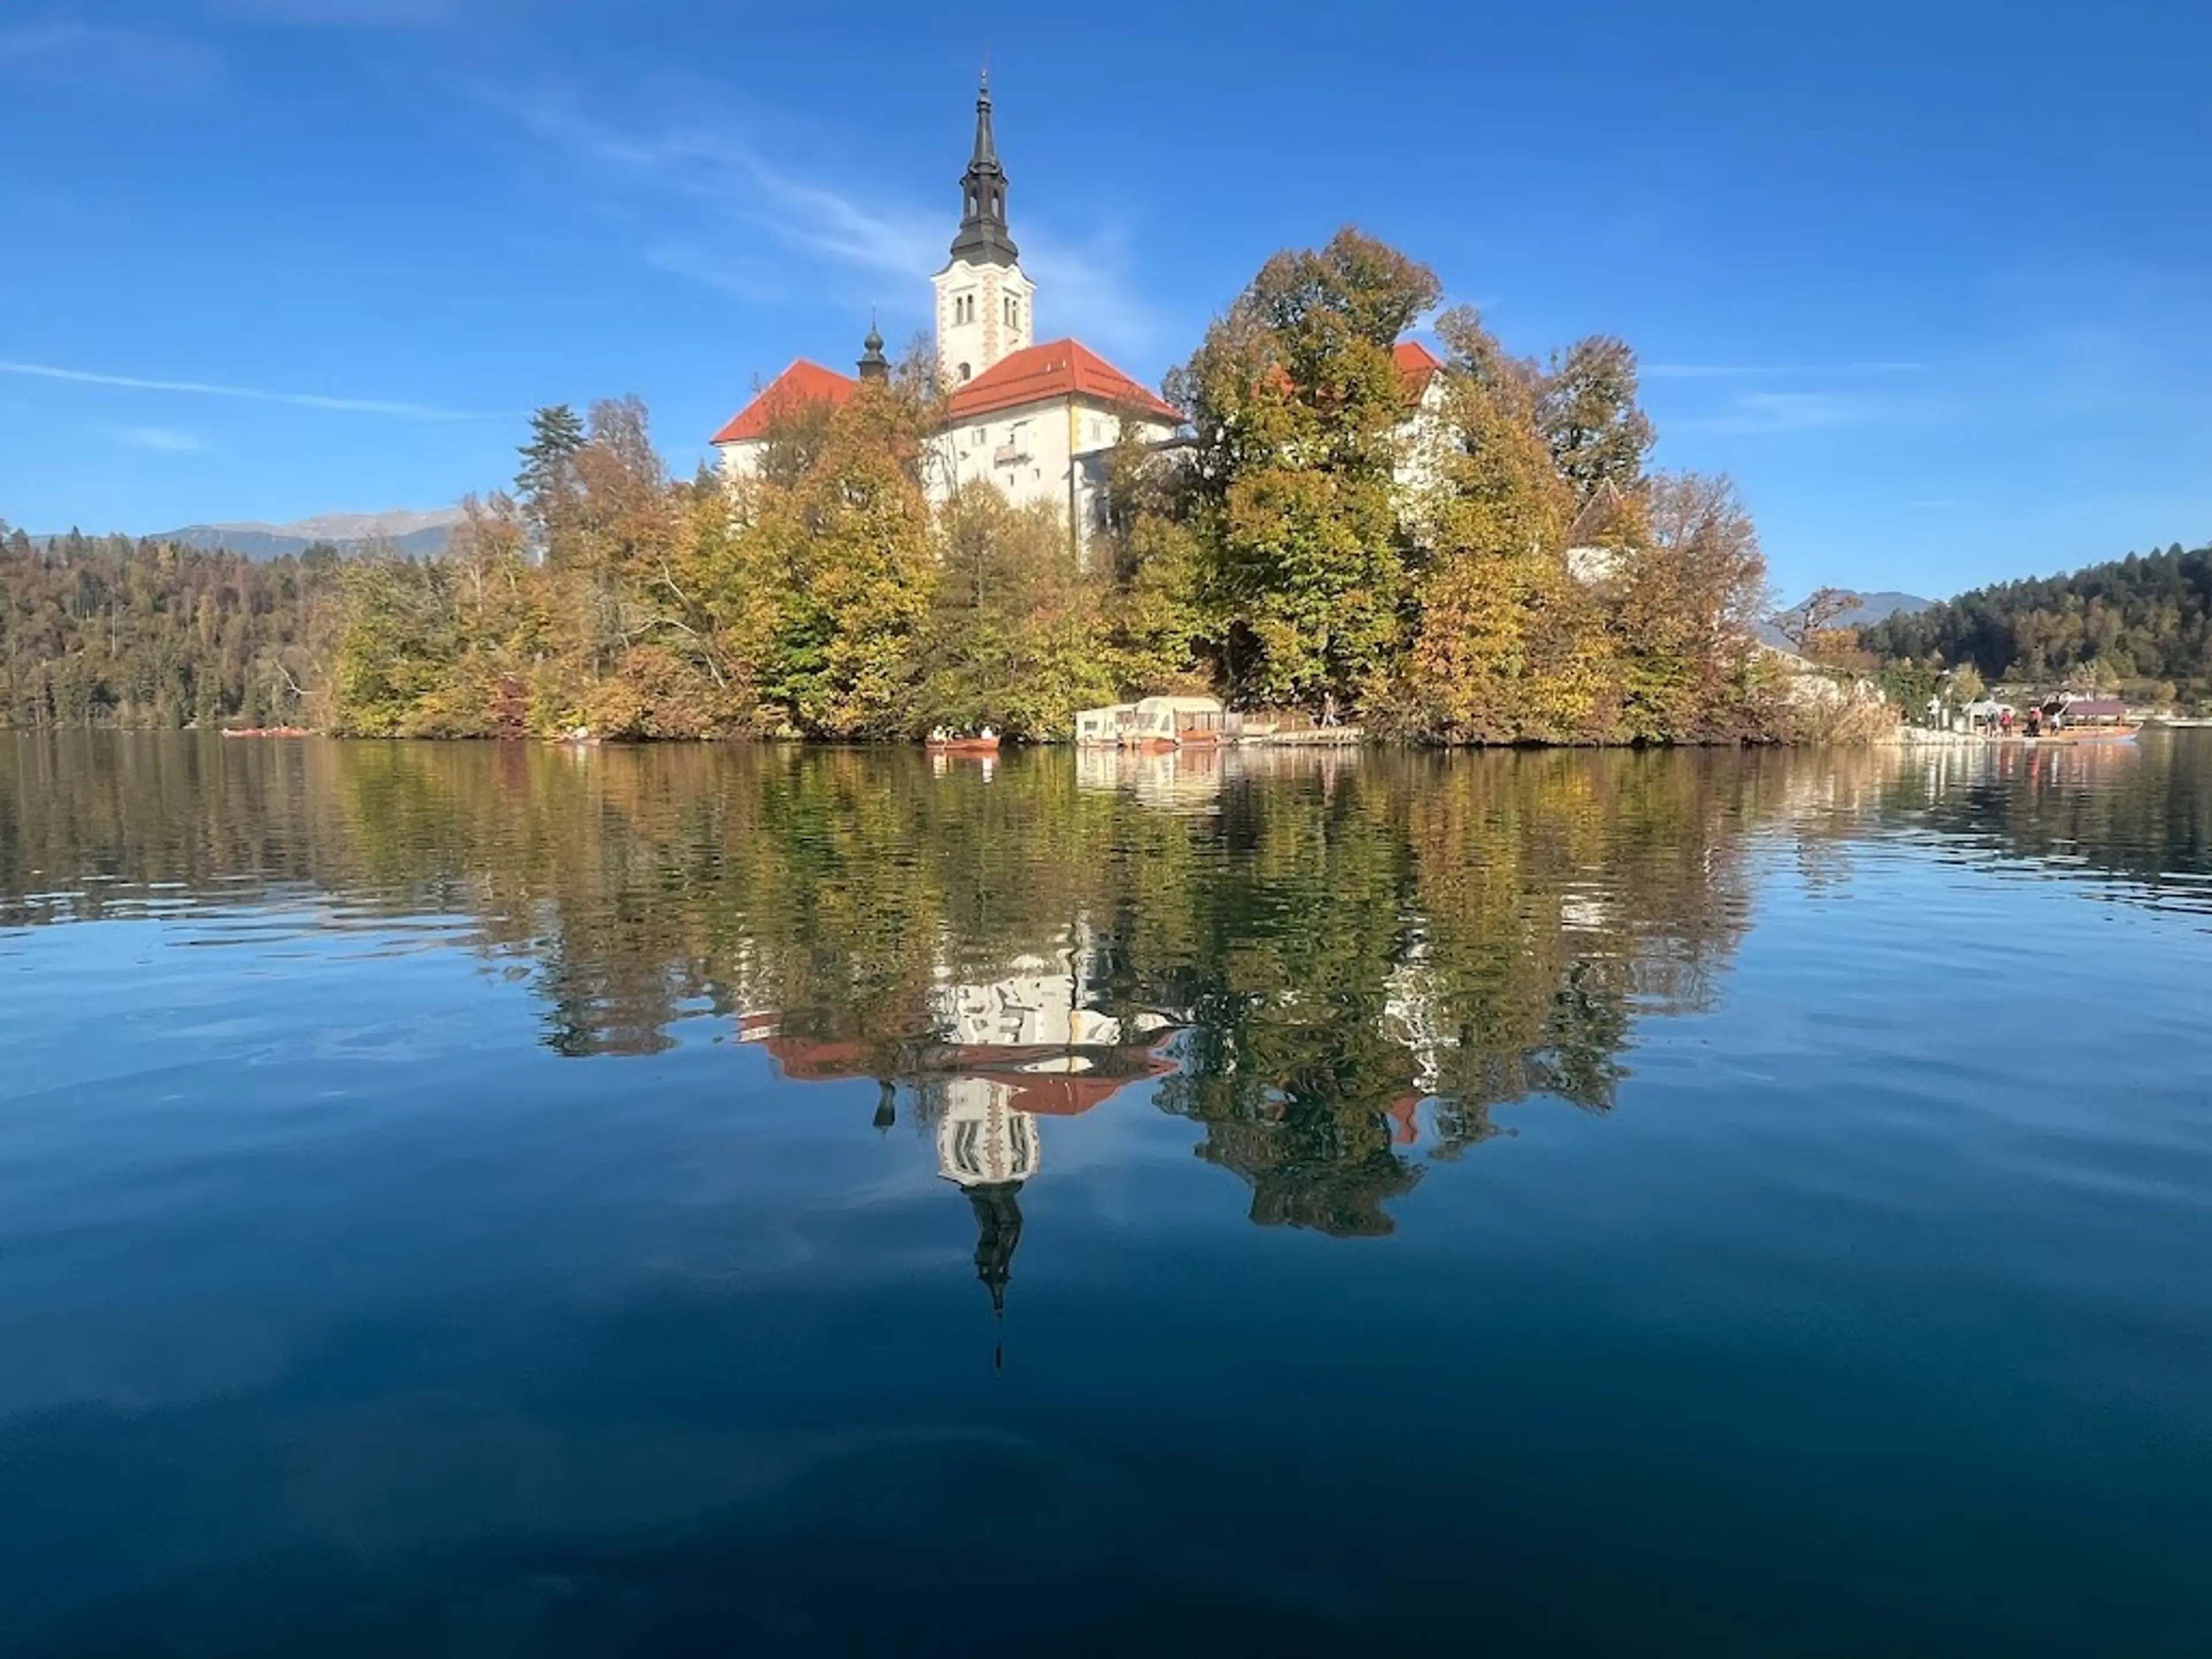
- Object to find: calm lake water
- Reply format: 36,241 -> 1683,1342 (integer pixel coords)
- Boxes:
2,734 -> 2210,1656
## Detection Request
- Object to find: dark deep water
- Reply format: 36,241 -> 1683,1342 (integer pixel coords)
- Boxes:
2,734 -> 2210,1656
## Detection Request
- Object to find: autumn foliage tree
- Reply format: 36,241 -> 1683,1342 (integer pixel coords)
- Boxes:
1397,306 -> 1611,742
1180,228 -> 1441,714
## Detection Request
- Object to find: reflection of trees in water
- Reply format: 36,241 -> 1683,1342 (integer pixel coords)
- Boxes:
1877,738 -> 2212,904
0,735 -> 1968,1237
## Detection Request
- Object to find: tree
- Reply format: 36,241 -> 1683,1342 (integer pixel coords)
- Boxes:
742,382 -> 939,738
1772,586 -> 1862,654
1395,306 -> 1609,742
514,404 -> 585,544
1181,228 -> 1441,712
1611,474 -> 1772,741
922,490 -> 1117,737
1535,335 -> 1654,509
0,535 -> 339,731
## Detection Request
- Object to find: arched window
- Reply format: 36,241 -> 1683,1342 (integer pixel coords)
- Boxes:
958,362 -> 971,382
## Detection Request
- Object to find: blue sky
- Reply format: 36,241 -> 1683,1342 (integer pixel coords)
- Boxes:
0,0 -> 2205,599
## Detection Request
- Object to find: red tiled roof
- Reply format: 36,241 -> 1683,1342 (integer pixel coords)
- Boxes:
1394,339 -> 1445,404
1260,338 -> 1446,407
945,338 -> 1180,425
710,359 -> 858,445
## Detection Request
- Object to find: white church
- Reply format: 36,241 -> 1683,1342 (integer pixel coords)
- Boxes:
711,75 -> 1185,554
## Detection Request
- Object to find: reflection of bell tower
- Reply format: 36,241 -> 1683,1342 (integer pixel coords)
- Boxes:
935,1079 -> 1040,1352
964,1181 -> 1025,1317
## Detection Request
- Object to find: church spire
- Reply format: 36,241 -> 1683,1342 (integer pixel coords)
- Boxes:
949,70 -> 1018,266
857,309 -> 889,381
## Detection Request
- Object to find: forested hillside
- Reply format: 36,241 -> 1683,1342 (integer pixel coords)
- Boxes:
1861,543 -> 2212,703
0,525 -> 337,729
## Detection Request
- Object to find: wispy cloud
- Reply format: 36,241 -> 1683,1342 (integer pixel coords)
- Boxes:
641,243 -> 787,305
0,18 -> 220,92
115,425 -> 209,453
1669,390 -> 1867,436
0,360 -> 484,420
1645,361 -> 1924,379
1650,359 -> 1926,439
493,90 -> 1169,361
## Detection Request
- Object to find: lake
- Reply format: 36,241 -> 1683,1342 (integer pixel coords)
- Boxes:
2,734 -> 2209,1656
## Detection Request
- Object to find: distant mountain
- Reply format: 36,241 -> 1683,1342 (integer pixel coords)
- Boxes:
1828,590 -> 1934,629
1758,589 -> 1933,650
150,507 -> 464,559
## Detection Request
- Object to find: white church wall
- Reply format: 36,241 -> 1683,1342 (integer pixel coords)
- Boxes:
928,399 -> 1178,562
718,440 -> 766,486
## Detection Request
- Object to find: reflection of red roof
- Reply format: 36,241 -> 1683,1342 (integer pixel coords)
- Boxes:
1385,1092 -> 1422,1146
751,1032 -> 1177,1116
759,1036 -> 873,1080
946,338 -> 1180,425
711,359 -> 858,445
956,1045 -> 1180,1116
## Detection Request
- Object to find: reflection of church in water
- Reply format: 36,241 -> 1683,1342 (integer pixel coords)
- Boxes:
737,925 -> 1176,1326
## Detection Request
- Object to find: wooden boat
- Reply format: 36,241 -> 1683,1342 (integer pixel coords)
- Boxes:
219,726 -> 312,738
1121,695 -> 1238,753
925,734 -> 1001,755
2027,725 -> 2142,744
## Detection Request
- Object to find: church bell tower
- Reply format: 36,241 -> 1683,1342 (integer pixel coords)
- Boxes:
934,72 -> 1033,387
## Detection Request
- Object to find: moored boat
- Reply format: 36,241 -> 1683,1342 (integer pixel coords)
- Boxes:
2021,696 -> 2139,744
2026,725 -> 2142,744
925,733 -> 1002,755
219,726 -> 312,738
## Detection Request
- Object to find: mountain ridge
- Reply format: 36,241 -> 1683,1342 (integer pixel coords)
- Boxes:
1756,589 -> 1931,650
23,507 -> 464,559
155,506 -> 464,559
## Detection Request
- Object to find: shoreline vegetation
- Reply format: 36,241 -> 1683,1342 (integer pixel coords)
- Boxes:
4,232 -> 2198,746
330,232 -> 1811,748
320,232 -> 1813,747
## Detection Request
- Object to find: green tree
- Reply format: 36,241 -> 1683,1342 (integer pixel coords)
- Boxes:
1181,228 -> 1441,714
745,384 -> 939,737
1535,335 -> 1654,509
1395,306 -> 1611,742
515,403 -> 585,541
1609,473 -> 1773,741
922,490 -> 1118,738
